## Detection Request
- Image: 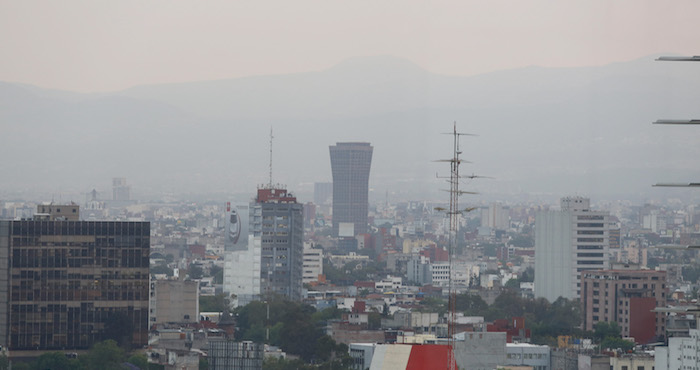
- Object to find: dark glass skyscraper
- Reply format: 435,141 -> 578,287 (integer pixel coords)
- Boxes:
329,142 -> 373,236
0,210 -> 150,355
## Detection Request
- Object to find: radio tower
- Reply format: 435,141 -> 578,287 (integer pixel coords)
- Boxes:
435,122 -> 479,370
269,127 -> 274,188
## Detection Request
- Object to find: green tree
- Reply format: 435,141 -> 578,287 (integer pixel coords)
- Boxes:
279,305 -> 323,361
0,354 -> 8,370
593,321 -> 621,343
81,340 -> 126,370
519,267 -> 535,282
127,354 -> 148,370
418,297 -> 447,315
455,293 -> 488,315
683,266 -> 700,283
200,293 -> 229,312
368,312 -> 382,330
32,352 -> 73,370
311,306 -> 344,324
600,337 -> 634,352
189,264 -> 204,279
504,278 -> 520,290
210,265 -> 224,284
11,363 -> 30,370
263,357 -> 311,370
314,335 -> 338,362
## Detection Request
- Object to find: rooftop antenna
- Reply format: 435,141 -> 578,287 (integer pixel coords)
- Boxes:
269,127 -> 274,188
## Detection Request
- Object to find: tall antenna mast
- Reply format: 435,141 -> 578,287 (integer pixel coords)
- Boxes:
269,127 -> 274,188
435,121 -> 478,370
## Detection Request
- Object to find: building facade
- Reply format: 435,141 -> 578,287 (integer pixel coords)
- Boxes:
223,236 -> 261,308
581,268 -> 667,344
0,213 -> 150,355
656,326 -> 700,370
36,203 -> 80,221
208,340 -> 263,370
112,177 -> 131,201
505,343 -> 550,370
481,203 -> 510,230
254,188 -> 304,301
535,196 -> 609,301
329,142 -> 373,236
149,279 -> 199,325
302,245 -> 323,284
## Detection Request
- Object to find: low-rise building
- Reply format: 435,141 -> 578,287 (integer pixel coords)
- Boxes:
208,340 -> 263,370
610,353 -> 654,370
581,268 -> 667,344
505,343 -> 550,370
453,331 -> 507,370
349,343 -> 376,370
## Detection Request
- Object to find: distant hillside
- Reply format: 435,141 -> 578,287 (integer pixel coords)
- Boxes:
1,55 -> 699,201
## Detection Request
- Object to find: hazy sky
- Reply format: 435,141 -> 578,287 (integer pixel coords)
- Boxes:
1,0 -> 698,92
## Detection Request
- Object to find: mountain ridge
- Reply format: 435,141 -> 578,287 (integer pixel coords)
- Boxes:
1,54 -> 699,200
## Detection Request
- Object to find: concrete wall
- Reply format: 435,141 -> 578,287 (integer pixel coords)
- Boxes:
454,332 -> 507,370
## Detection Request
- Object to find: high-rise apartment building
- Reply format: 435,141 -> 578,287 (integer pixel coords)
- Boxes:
480,203 -> 510,230
534,196 -> 609,302
112,177 -> 131,201
329,142 -> 373,236
0,206 -> 149,356
313,182 -> 333,206
581,268 -> 667,344
254,188 -> 303,301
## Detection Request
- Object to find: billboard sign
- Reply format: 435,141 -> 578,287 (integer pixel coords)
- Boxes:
225,203 -> 249,251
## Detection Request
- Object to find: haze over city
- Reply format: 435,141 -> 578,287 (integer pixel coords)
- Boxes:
1,0 -> 700,204
4,2 -> 700,369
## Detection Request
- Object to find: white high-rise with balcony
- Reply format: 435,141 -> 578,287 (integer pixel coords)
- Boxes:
534,196 -> 609,302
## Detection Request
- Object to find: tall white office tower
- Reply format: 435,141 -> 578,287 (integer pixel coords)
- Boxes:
223,203 -> 261,307
534,196 -> 609,302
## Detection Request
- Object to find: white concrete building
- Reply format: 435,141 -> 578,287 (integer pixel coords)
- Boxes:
481,203 -> 510,230
302,245 -> 323,284
656,327 -> 700,370
535,196 -> 609,301
223,236 -> 261,307
431,262 -> 451,286
375,276 -> 402,291
505,343 -> 550,370
349,343 -> 376,370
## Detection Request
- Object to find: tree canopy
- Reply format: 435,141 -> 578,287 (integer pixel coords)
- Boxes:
12,340 -> 133,370
448,291 -> 583,345
234,298 -> 350,364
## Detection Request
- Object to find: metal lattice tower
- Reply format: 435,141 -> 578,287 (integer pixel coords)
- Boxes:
436,122 -> 478,370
